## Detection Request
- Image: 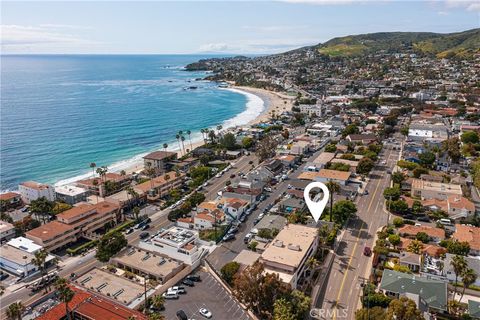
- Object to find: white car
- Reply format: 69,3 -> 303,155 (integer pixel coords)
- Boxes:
199,308 -> 212,319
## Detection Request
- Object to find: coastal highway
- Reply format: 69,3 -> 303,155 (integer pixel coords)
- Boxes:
315,142 -> 400,319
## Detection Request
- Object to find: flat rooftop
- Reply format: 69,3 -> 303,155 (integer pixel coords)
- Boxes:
75,268 -> 144,306
411,178 -> 462,194
55,185 -> 88,196
112,247 -> 183,280
7,236 -> 42,253
153,226 -> 198,248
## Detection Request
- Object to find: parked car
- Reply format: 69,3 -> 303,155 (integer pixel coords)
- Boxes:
139,232 -> 150,239
228,226 -> 239,234
163,292 -> 179,299
125,228 -> 134,235
417,216 -> 431,222
141,224 -> 150,231
222,233 -> 235,242
182,279 -> 195,287
0,272 -> 9,281
230,174 -> 236,179
239,214 -> 246,222
244,233 -> 253,244
199,308 -> 212,319
265,187 -> 272,192
169,286 -> 186,294
176,310 -> 188,320
363,246 -> 372,256
186,274 -> 201,282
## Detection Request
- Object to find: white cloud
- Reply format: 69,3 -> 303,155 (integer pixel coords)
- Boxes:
198,38 -> 319,54
437,11 -> 449,15
279,0 -> 364,4
444,0 -> 480,12
242,25 -> 308,32
39,24 -> 92,30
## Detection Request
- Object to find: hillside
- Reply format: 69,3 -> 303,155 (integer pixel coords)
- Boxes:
314,29 -> 479,58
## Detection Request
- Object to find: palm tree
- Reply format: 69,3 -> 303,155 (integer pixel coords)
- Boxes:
89,162 -> 96,178
145,162 -> 155,190
325,181 -> 340,222
407,240 -> 424,254
318,224 -> 330,259
31,249 -> 48,292
6,301 -> 24,320
120,170 -> 126,177
55,278 -> 75,320
163,143 -> 168,153
175,134 -> 182,155
460,268 -> 477,302
164,174 -> 171,191
180,135 -> 186,154
186,130 -> 193,151
133,206 -> 141,222
216,125 -> 223,137
451,255 -> 468,300
92,179 -> 99,203
200,129 -> 205,143
151,294 -> 165,310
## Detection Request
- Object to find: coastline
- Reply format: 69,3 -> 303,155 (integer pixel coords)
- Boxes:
53,85 -> 292,187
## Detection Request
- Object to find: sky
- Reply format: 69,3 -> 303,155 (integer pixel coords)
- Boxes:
1,0 -> 479,54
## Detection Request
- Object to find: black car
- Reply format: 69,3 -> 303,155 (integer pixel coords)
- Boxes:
186,275 -> 201,282
403,214 -> 415,220
139,232 -> 150,239
239,214 -> 246,222
141,224 -> 150,231
182,279 -> 195,287
417,216 -> 431,222
0,272 -> 9,281
176,310 -> 188,320
223,233 -> 235,242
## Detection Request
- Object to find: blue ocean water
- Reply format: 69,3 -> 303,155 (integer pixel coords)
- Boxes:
0,55 -> 251,191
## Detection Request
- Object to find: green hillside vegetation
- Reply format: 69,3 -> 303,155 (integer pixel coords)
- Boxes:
316,29 -> 479,58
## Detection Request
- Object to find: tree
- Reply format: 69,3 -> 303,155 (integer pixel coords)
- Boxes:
332,200 -> 357,225
388,234 -> 401,248
325,181 -> 340,223
388,199 -> 408,214
233,262 -> 290,319
325,144 -> 337,152
55,278 -> 75,320
6,302 -> 24,320
461,131 -> 479,144
96,231 -> 127,262
147,314 -> 165,320
412,167 -> 429,178
415,232 -> 430,243
355,306 -> 386,320
392,217 -> 404,227
440,239 -> 470,256
451,255 -> 468,300
219,132 -> 238,150
383,186 -> 401,201
407,240 -> 424,254
460,268 -> 477,302
328,162 -> 350,172
151,294 -> 165,311
256,135 -> 277,162
397,160 -> 418,170
273,290 -> 310,320
442,137 -> 461,163
394,264 -> 412,274
419,151 -> 436,168
242,136 -> 254,149
273,298 -> 295,320
31,249 -> 49,292
221,261 -> 240,285
342,124 -> 359,137
392,172 -> 405,185
357,157 -> 374,174
400,126 -> 409,136
186,130 -> 193,151
29,197 -> 54,223
133,206 -> 141,221
385,297 -> 424,320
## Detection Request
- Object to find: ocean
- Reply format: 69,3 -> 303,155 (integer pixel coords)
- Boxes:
0,55 -> 264,191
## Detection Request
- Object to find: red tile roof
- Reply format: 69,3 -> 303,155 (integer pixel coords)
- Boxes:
452,225 -> 480,251
0,192 -> 20,201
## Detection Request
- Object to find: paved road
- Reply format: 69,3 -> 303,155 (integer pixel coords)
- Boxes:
318,142 -> 400,320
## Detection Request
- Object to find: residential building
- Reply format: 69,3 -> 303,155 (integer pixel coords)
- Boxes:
76,172 -> 131,198
399,252 -> 422,272
0,221 -> 16,243
26,202 -> 119,251
410,178 -> 462,200
134,171 -> 184,201
223,198 -> 249,220
111,247 -> 184,283
0,192 -> 22,210
194,209 -> 225,229
452,225 -> 480,256
143,150 -> 177,174
298,169 -> 351,186
138,226 -> 204,265
398,225 -> 446,242
18,181 -> 55,204
346,134 -> 377,144
298,104 -> 323,117
259,224 -> 318,289
54,185 -> 89,205
446,195 -> 476,221
0,237 -> 55,277
380,269 -> 448,314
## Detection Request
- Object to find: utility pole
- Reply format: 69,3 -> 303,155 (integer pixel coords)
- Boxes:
144,275 -> 149,315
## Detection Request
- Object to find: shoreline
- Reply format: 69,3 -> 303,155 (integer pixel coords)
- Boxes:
49,85 -> 292,188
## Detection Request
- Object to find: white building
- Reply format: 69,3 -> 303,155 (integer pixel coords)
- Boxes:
0,221 -> 16,243
55,185 -> 89,205
299,104 -> 323,117
138,226 -> 204,265
0,237 -> 55,277
19,181 -> 55,204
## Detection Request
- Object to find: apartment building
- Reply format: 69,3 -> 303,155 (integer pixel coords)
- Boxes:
26,202 -> 119,251
55,184 -> 89,205
143,150 -> 177,174
18,181 -> 55,204
259,224 -> 318,289
134,171 -> 185,201
0,221 -> 16,243
0,192 -> 22,210
410,178 -> 462,200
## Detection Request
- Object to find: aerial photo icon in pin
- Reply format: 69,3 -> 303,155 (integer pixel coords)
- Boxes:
304,182 -> 330,223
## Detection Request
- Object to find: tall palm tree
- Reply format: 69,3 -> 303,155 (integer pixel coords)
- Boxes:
133,206 -> 141,222
180,135 -> 186,154
163,143 -> 168,153
164,174 -> 171,192
89,162 -> 96,178
6,301 -> 24,320
145,162 -> 155,190
460,268 -> 477,302
451,255 -> 468,301
31,249 -> 48,292
325,181 -> 340,222
216,125 -> 223,137
92,179 -> 99,203
186,130 -> 193,151
175,134 -> 182,155
151,294 -> 165,310
200,129 -> 205,143
317,224 -> 330,259
120,170 -> 126,177
55,278 -> 75,320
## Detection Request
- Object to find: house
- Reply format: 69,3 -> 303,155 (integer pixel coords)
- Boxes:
398,225 -> 446,242
452,225 -> 480,256
134,171 -> 185,201
0,221 -> 16,243
76,173 -> 131,198
25,202 -> 120,251
289,141 -> 311,155
346,134 -> 377,144
446,196 -> 476,221
104,189 -> 147,211
380,269 -> 448,313
399,252 -> 422,272
197,201 -> 219,213
442,254 -> 480,286
223,198 -> 249,220
410,178 -> 462,200
0,237 -> 55,277
330,158 -> 358,173
278,198 -> 306,214
299,169 -> 351,186
398,238 -> 447,258
36,285 -> 147,320
18,181 -> 55,204
143,151 -> 177,174
259,224 -> 318,289
252,215 -> 287,236
0,192 -> 22,210
275,154 -> 297,168
194,209 -> 225,229
264,159 -> 283,174
54,185 -> 89,205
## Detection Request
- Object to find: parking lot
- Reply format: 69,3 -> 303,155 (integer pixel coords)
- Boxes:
163,270 -> 250,320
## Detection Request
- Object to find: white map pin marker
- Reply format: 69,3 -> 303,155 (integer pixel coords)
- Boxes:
304,182 -> 330,222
